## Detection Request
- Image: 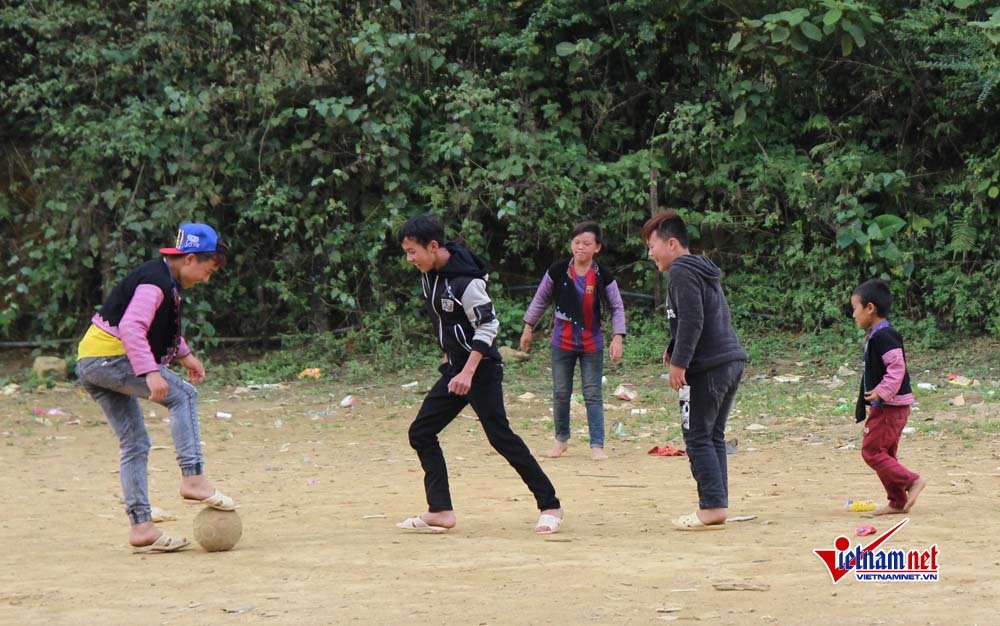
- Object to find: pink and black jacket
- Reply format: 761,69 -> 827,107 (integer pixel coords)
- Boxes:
90,259 -> 189,376
855,321 -> 914,423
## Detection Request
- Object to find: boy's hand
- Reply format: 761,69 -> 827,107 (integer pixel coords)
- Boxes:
519,326 -> 532,352
864,389 -> 882,403
668,364 -> 687,391
448,350 -> 481,395
146,371 -> 170,402
448,370 -> 474,396
179,354 -> 206,383
662,349 -> 671,366
609,335 -> 624,362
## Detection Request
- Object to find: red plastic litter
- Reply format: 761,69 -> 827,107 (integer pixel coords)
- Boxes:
647,445 -> 686,457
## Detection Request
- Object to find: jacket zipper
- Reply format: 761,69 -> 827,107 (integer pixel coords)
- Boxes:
430,275 -> 445,350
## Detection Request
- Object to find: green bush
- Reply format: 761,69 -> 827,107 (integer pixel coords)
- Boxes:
1,0 -> 997,347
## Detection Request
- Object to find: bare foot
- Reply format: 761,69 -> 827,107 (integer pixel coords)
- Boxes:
178,474 -> 219,501
535,508 -> 563,534
873,504 -> 906,516
590,447 -> 608,461
418,510 -> 457,529
129,521 -> 165,547
697,507 -> 728,525
903,476 -> 927,513
547,441 -> 569,458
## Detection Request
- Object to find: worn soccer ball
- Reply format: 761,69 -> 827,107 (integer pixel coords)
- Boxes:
193,508 -> 243,552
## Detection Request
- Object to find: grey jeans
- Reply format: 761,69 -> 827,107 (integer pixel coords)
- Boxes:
76,356 -> 204,524
679,360 -> 745,510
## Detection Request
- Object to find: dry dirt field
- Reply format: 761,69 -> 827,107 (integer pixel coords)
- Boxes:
1,359 -> 998,626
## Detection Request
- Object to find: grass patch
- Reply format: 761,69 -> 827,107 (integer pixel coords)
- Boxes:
3,330 -> 996,440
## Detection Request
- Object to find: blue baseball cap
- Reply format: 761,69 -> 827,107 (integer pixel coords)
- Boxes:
159,223 -> 225,255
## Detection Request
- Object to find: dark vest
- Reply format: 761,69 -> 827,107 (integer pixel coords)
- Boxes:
545,258 -> 615,329
855,325 -> 912,422
97,259 -> 181,364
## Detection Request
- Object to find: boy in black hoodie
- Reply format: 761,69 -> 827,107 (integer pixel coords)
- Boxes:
642,210 -> 747,530
396,213 -> 563,534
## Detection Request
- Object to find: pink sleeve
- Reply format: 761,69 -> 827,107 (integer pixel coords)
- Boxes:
119,284 -> 164,376
176,336 -> 191,359
874,348 -> 906,403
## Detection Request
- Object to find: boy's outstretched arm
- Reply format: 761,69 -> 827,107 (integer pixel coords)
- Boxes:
448,278 -> 498,395
666,270 -> 705,372
872,348 -> 906,403
521,272 -> 554,352
606,279 -> 626,362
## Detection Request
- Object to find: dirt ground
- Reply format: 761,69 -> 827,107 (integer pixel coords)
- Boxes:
1,364 -> 998,626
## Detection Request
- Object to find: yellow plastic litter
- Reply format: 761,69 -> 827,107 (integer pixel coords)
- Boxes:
947,374 -> 974,387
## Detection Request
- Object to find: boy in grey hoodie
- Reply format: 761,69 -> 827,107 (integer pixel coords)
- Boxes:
642,210 -> 747,530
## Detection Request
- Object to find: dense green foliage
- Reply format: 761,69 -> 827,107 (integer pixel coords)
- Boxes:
2,0 -> 998,352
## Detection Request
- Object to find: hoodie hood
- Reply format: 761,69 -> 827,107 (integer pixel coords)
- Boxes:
438,242 -> 490,279
672,254 -> 721,282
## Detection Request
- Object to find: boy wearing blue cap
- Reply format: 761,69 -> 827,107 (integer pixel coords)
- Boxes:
76,223 -> 237,553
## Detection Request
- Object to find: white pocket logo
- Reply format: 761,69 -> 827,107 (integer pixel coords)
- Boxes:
441,298 -> 454,312
679,385 -> 691,430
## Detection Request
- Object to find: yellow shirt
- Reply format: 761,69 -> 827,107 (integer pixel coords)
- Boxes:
77,324 -> 126,359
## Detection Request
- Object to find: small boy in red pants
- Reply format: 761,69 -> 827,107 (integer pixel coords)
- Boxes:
850,278 -> 927,515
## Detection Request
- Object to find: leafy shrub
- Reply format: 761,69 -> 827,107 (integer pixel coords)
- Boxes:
1,0 -> 997,347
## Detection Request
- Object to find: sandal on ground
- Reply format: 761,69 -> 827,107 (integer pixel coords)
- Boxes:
132,533 -> 190,554
396,516 -> 450,534
150,506 -> 176,522
672,512 -> 725,531
535,513 -> 563,534
183,489 -> 237,511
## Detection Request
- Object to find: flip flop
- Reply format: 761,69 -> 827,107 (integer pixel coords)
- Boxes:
856,524 -> 877,537
396,516 -> 449,534
672,512 -> 725,531
132,533 -> 190,554
183,489 -> 237,511
535,513 -> 563,535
